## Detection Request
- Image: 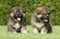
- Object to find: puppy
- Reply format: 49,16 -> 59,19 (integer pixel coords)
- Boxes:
31,6 -> 52,34
7,6 -> 27,33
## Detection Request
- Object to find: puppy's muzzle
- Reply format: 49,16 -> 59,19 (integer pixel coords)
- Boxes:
41,15 -> 48,22
14,12 -> 22,21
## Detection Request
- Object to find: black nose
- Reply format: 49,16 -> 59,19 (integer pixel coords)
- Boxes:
16,12 -> 20,16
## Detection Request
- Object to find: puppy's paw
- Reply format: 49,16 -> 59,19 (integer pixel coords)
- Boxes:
33,28 -> 39,34
41,31 -> 47,34
21,30 -> 28,33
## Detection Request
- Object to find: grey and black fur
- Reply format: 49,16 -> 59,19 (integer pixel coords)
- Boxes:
7,6 -> 27,33
31,6 -> 52,34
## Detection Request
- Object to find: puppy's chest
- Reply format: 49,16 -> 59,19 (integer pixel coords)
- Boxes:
13,23 -> 21,29
36,23 -> 44,28
15,23 -> 20,26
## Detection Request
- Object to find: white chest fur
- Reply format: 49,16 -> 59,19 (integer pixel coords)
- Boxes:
36,23 -> 44,28
13,23 -> 20,29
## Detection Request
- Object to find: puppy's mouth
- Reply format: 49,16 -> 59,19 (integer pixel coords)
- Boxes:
17,17 -> 21,21
14,16 -> 22,21
43,19 -> 48,22
41,17 -> 48,22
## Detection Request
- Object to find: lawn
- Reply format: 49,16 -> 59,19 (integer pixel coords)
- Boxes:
0,25 -> 60,39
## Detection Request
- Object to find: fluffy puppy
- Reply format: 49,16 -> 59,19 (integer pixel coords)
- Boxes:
7,6 -> 27,33
31,6 -> 52,34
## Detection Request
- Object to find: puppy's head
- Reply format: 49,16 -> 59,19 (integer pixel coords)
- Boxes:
36,6 -> 50,22
10,6 -> 26,21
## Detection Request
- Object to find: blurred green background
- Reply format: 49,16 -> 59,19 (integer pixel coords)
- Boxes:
0,0 -> 60,25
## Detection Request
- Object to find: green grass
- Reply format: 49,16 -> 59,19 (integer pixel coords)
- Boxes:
0,25 -> 60,39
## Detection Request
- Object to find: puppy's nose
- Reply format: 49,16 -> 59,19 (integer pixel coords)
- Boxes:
42,16 -> 47,19
17,12 -> 20,15
17,14 -> 19,16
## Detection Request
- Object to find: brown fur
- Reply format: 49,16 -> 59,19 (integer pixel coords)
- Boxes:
7,6 -> 27,33
31,6 -> 52,34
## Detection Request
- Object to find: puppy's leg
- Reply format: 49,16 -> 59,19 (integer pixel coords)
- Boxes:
33,28 -> 39,34
47,25 -> 52,33
21,26 -> 27,33
41,26 -> 47,34
8,25 -> 16,33
21,17 -> 27,33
